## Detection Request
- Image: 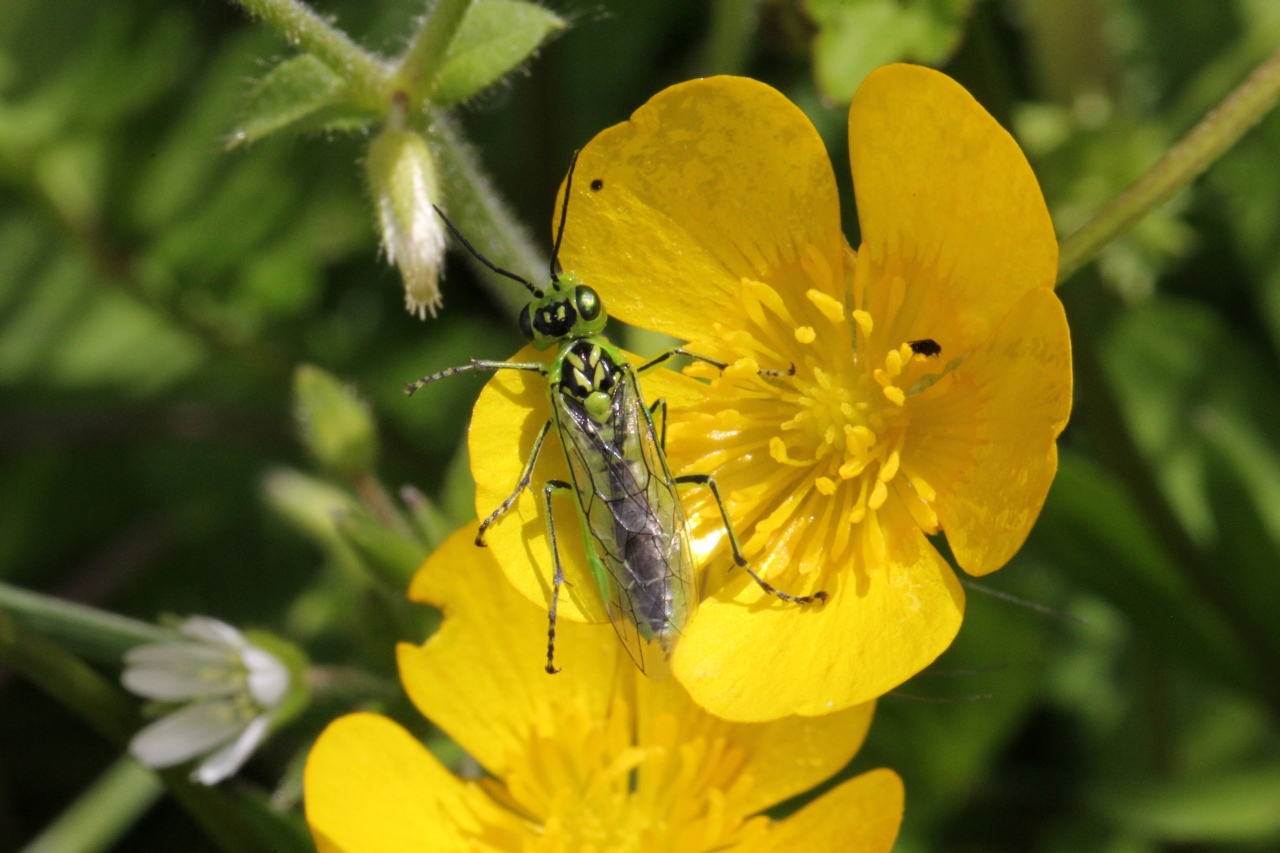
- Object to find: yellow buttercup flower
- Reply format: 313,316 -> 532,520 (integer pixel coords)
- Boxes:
304,526 -> 904,853
470,64 -> 1072,721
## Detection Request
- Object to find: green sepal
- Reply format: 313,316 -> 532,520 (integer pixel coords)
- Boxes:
431,0 -> 566,106
293,364 -> 378,480
242,629 -> 312,732
229,54 -> 376,147
334,511 -> 429,592
805,0 -> 972,102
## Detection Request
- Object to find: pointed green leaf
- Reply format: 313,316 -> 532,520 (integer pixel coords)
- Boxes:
431,0 -> 566,106
230,54 -> 375,147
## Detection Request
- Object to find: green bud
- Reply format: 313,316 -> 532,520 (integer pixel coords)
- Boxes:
293,364 -> 377,479
334,512 -> 428,592
261,467 -> 359,547
366,128 -> 446,319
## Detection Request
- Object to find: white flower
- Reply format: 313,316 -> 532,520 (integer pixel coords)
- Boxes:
365,128 -> 446,319
122,616 -> 290,785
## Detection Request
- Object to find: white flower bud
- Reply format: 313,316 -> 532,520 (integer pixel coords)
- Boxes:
366,128 -> 446,319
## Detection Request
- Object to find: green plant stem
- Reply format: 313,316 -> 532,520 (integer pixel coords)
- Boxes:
19,758 -> 162,853
700,0 -> 762,75
0,582 -> 170,665
1057,45 -> 1280,284
429,110 -> 547,317
395,0 -> 475,101
232,0 -> 390,109
0,612 -> 310,853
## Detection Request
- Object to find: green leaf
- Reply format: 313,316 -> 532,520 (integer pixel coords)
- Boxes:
1112,765 -> 1280,843
229,54 -> 375,147
431,0 -> 566,106
1025,450 -> 1260,695
805,0 -> 972,102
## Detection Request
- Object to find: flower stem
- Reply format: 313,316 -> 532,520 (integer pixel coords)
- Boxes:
1057,45 -> 1280,285
700,0 -> 762,75
19,758 -> 162,853
0,582 -> 170,665
429,111 -> 547,317
394,0 -> 475,101
231,0 -> 391,109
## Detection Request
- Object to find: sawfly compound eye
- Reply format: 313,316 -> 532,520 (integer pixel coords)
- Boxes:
575,286 -> 601,322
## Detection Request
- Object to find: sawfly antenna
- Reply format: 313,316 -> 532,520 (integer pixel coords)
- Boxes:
550,149 -> 580,283
433,205 -> 543,298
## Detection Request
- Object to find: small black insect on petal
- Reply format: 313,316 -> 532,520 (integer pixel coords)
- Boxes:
908,338 -> 942,357
590,179 -> 604,191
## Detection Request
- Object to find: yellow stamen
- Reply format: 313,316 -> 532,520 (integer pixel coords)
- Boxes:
868,480 -> 888,511
908,473 -> 937,502
884,349 -> 903,378
744,278 -> 797,326
815,476 -> 836,495
879,450 -> 900,483
851,309 -> 874,338
848,478 -> 869,524
806,289 -> 845,323
794,325 -> 816,344
883,386 -> 905,406
769,437 -> 814,466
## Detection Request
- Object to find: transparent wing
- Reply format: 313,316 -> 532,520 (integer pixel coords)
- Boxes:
552,368 -> 695,677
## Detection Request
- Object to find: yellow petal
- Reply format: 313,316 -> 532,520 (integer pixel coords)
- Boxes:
848,64 -> 1057,349
469,344 -> 606,624
754,768 -> 904,853
671,507 -> 964,721
904,286 -> 1072,576
304,713 -> 479,853
556,76 -> 844,343
468,344 -> 707,624
633,671 -> 877,815
403,524 -> 623,777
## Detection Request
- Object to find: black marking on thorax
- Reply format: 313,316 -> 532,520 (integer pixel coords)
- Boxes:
559,339 -> 621,400
534,300 -> 577,338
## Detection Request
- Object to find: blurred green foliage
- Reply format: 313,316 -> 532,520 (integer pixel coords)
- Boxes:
4,0 -> 1280,851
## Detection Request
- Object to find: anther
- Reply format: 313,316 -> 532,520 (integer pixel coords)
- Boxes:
851,310 -> 874,337
868,480 -> 889,511
879,450 -> 900,483
806,289 -> 845,323
815,476 -> 837,495
794,326 -> 816,344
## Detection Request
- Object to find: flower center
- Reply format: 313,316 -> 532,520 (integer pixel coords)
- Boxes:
480,699 -> 768,852
666,243 -> 949,587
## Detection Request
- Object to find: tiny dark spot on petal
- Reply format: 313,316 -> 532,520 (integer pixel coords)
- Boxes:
590,179 -> 603,191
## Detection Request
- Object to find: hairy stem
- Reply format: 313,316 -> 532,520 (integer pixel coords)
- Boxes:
1058,46 -> 1280,284
231,0 -> 391,109
395,0 -> 475,101
429,111 -> 547,317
